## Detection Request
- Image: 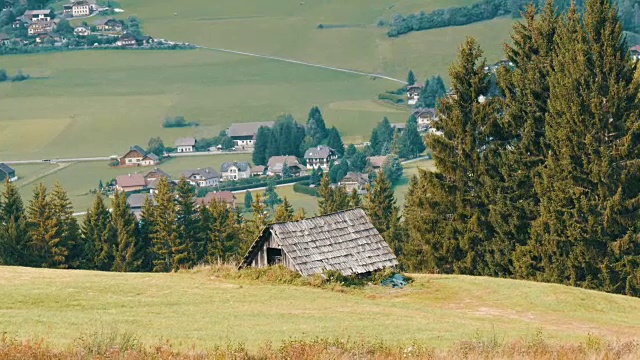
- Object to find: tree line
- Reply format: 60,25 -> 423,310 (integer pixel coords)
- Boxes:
402,0 -> 640,297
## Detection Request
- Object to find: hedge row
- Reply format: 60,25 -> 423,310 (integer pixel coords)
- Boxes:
293,181 -> 320,197
218,175 -> 311,193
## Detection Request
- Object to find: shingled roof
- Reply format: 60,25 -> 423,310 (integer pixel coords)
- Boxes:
227,121 -> 275,138
240,208 -> 398,276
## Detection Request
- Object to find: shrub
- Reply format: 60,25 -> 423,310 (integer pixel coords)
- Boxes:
377,92 -> 404,104
293,181 -> 319,197
162,116 -> 198,128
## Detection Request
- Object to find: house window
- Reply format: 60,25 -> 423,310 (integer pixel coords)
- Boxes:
267,248 -> 282,265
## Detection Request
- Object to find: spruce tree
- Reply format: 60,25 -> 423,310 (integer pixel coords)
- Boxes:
252,126 -> 272,165
26,184 -> 64,268
403,38 -> 496,274
326,126 -> 345,156
242,193 -> 267,254
151,177 -> 182,272
317,173 -> 334,215
204,199 -> 240,262
175,177 -> 199,266
307,106 -> 328,145
138,195 -> 156,272
264,179 -> 282,209
244,190 -> 253,210
111,191 -> 141,272
399,115 -> 426,159
49,183 -> 79,268
349,188 -> 361,208
293,207 -> 306,221
407,70 -> 416,86
0,178 -> 28,265
81,194 -> 113,270
274,197 -> 294,222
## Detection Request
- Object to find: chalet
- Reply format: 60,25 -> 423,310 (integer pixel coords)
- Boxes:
367,155 -> 388,171
227,121 -> 275,148
24,9 -> 51,22
116,33 -> 137,46
220,161 -> 251,181
251,165 -> 266,177
144,167 -> 171,182
174,137 -> 196,153
182,168 -> 220,187
28,21 -> 56,36
267,155 -> 303,176
126,193 -> 155,219
71,1 -> 90,17
304,145 -> 337,170
0,33 -> 10,45
240,208 -> 398,276
95,18 -> 123,32
339,172 -> 369,193
412,107 -> 437,130
115,173 -> 146,193
73,26 -> 90,36
63,4 -> 72,15
195,191 -> 236,208
0,163 -> 16,182
119,145 -> 159,167
406,84 -> 423,105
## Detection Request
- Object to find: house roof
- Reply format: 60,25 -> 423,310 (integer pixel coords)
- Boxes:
240,208 -> 399,276
119,33 -> 137,41
116,174 -> 146,188
182,167 -> 220,180
340,172 -> 369,185
0,163 -> 15,175
128,145 -> 147,156
220,161 -> 250,172
174,137 -> 196,147
251,165 -> 266,174
267,156 -> 299,169
126,193 -> 155,208
367,155 -> 388,169
25,9 -> 51,16
412,107 -> 437,118
95,18 -> 119,26
227,121 -> 275,138
72,0 -> 89,6
196,191 -> 235,206
407,84 -> 423,91
144,153 -> 159,161
0,33 -> 10,41
144,167 -> 171,179
304,145 -> 334,159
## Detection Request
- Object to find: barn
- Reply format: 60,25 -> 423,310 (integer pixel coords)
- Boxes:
239,208 -> 398,276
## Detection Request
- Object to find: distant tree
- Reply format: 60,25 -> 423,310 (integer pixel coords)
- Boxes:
345,144 -> 357,158
349,151 -> 368,173
281,161 -> 293,179
252,126 -> 272,166
49,183 -> 79,269
382,154 -> 403,185
348,188 -> 361,208
317,174 -> 349,215
0,178 -> 28,266
407,70 -> 417,86
56,19 -> 73,37
417,75 -> 447,108
326,126 -> 345,157
399,115 -> 426,158
273,197 -> 294,222
220,136 -> 234,150
369,117 -> 395,156
111,191 -> 141,272
147,137 -> 165,157
328,159 -> 349,183
263,179 -> 282,209
81,194 -> 113,270
243,193 -> 267,253
175,178 -> 199,267
0,69 -> 7,82
306,106 -> 328,145
309,167 -> 323,186
244,190 -> 253,210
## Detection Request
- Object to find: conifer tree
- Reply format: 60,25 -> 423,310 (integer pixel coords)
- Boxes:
317,173 -> 349,215
81,194 -> 113,270
151,177 -> 182,272
111,191 -> 141,272
349,188 -> 361,208
204,199 -> 240,262
242,193 -> 267,254
293,207 -> 306,221
0,178 -> 28,265
363,171 -> 398,237
26,184 -> 64,268
138,195 -> 156,272
403,38 -> 497,274
264,179 -> 282,209
307,106 -> 328,145
399,115 -> 426,158
252,126 -> 272,165
274,197 -> 294,222
326,126 -> 345,156
244,190 -> 253,210
407,70 -> 416,86
175,177 -> 199,266
49,183 -> 79,268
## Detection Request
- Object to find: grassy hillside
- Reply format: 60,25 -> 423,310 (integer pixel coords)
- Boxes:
1,266 -> 639,350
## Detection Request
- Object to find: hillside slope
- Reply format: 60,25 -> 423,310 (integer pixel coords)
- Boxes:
1,266 -> 638,349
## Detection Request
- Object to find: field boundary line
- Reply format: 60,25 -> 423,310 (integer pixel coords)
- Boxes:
196,46 -> 407,84
17,162 -> 76,189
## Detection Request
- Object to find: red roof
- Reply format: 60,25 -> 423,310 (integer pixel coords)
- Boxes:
197,191 -> 235,206
116,174 -> 146,188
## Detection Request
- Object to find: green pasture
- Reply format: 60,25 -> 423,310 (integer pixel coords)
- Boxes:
1,265 -> 638,349
235,184 -> 319,217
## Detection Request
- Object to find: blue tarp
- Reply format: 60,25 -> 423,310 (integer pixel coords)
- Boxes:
380,273 -> 410,288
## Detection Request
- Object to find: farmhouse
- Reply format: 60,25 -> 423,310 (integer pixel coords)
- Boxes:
220,161 -> 251,181
63,4 -> 72,15
367,155 -> 388,171
119,145 -> 159,167
251,165 -> 266,177
0,163 -> 17,182
406,84 -> 423,105
71,1 -> 90,17
144,167 -> 171,182
24,9 -> 51,22
227,121 -> 275,148
412,107 -> 437,130
95,18 -> 122,32
267,155 -> 303,176
28,21 -> 56,36
304,145 -> 337,170
126,193 -> 155,219
115,174 -> 146,193
195,191 -> 236,208
182,168 -> 220,187
73,26 -> 90,36
174,137 -> 196,153
240,208 -> 399,276
0,33 -> 10,45
116,33 -> 137,46
339,172 -> 369,193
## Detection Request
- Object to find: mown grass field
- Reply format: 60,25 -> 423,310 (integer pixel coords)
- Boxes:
1,266 -> 638,350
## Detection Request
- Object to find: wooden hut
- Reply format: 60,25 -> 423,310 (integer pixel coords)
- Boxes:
240,208 -> 398,276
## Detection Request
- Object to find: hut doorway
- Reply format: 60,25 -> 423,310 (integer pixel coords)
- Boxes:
267,248 -> 282,265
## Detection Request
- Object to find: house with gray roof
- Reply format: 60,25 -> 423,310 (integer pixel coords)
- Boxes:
240,208 -> 398,276
126,193 -> 155,219
182,167 -> 220,187
174,137 -> 196,153
266,155 -> 305,177
119,145 -> 159,167
220,161 -> 251,181
304,145 -> 337,170
227,121 -> 275,148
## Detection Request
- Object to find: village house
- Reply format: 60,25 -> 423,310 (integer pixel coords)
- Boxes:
0,163 -> 16,182
220,161 -> 251,181
126,193 -> 155,219
407,84 -> 423,105
0,33 -> 11,45
267,155 -> 304,177
240,208 -> 398,276
174,137 -> 196,153
182,168 -> 220,187
12,20 -> 23,28
195,191 -> 236,208
339,172 -> 369,193
367,155 -> 388,172
143,167 -> 171,194
73,26 -> 90,36
63,4 -> 72,15
412,107 -> 437,130
115,173 -> 146,193
226,121 -> 275,148
95,18 -> 123,32
35,33 -> 54,44
251,165 -> 266,177
24,9 -> 51,22
28,21 -> 56,36
119,145 -> 159,167
71,1 -> 90,17
304,145 -> 337,170
116,33 -> 137,46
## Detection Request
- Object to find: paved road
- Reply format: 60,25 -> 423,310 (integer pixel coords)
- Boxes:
197,46 -> 407,84
3,150 -> 252,164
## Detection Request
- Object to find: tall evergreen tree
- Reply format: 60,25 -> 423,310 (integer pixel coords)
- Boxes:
274,197 -> 294,222
26,184 -> 63,268
243,193 -> 267,254
407,70 -> 417,86
399,115 -> 426,158
49,183 -> 79,268
369,118 -> 395,156
138,195 -> 156,272
326,126 -> 345,156
0,178 -> 28,265
382,154 -> 404,185
417,75 -> 447,108
317,173 -> 350,215
403,38 -> 497,274
293,207 -> 307,221
151,177 -> 182,272
252,126 -> 272,166
111,191 -> 141,272
175,178 -> 199,266
348,188 -> 361,208
81,194 -> 113,270
263,178 -> 282,209
306,106 -> 328,145
204,199 -> 240,262
244,190 -> 253,210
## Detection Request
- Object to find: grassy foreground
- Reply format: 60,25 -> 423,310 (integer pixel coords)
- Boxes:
1,266 -> 639,352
